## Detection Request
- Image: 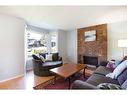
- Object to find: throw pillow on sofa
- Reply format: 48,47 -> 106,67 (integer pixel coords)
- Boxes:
39,55 -> 46,63
39,53 -> 48,59
32,54 -> 43,63
115,60 -> 121,67
106,56 -> 127,70
106,59 -> 127,79
106,60 -> 116,71
106,59 -> 122,71
46,54 -> 53,61
52,53 -> 59,61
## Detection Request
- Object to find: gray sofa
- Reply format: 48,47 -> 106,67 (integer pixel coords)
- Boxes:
71,58 -> 127,89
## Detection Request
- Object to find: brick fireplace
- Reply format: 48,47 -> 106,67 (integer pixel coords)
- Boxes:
77,24 -> 107,66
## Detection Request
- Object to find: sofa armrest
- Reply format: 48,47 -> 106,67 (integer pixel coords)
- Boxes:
71,80 -> 97,89
58,56 -> 62,61
99,61 -> 108,66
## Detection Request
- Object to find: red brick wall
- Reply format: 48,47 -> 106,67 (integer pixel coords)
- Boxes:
77,24 -> 107,65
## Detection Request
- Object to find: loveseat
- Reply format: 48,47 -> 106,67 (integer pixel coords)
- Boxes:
71,56 -> 127,89
32,53 -> 63,76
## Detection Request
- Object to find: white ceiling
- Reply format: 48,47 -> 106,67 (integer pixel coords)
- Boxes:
0,6 -> 127,30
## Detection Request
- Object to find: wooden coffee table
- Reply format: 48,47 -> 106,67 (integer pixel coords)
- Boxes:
50,63 -> 87,89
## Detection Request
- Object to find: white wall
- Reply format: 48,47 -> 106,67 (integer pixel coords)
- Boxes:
0,14 -> 25,82
107,21 -> 127,60
67,29 -> 77,63
58,29 -> 68,63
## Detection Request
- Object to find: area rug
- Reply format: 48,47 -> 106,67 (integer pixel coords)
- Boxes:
43,73 -> 90,89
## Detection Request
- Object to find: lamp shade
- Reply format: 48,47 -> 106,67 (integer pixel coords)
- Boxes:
118,39 -> 127,47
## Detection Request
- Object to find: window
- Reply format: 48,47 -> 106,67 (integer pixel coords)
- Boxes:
27,30 -> 48,57
50,32 -> 58,53
26,28 -> 58,58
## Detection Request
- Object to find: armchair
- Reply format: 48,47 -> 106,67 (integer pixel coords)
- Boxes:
32,53 -> 63,76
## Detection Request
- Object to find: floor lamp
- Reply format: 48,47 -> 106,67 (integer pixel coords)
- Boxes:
118,39 -> 127,58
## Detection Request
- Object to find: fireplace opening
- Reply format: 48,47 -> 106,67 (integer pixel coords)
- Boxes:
83,56 -> 98,67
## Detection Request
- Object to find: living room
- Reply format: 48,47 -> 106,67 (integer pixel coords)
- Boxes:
0,5 -> 127,92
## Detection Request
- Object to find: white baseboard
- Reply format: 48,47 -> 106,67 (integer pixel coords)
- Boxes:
0,74 -> 24,83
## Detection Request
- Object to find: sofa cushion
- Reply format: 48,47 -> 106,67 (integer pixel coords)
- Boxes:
94,66 -> 112,76
52,53 -> 59,61
71,80 -> 97,89
42,61 -> 62,69
121,79 -> 127,89
117,68 -> 127,85
86,74 -> 119,86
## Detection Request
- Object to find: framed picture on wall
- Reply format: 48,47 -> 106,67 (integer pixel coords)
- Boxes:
84,30 -> 96,42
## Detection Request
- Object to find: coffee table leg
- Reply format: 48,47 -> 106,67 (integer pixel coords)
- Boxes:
68,77 -> 71,89
83,68 -> 85,78
53,75 -> 56,85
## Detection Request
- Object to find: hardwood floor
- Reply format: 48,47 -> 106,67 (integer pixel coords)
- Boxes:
0,67 -> 95,90
0,71 -> 54,89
